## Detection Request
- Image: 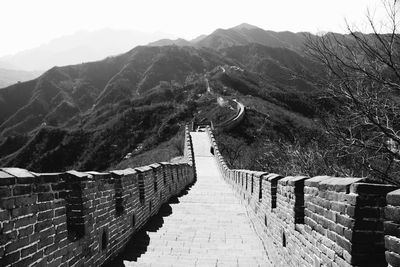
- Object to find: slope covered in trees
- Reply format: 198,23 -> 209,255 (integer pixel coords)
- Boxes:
1,17 -> 395,185
0,40 -> 322,172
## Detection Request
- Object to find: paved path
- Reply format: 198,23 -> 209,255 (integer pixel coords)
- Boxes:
115,132 -> 272,266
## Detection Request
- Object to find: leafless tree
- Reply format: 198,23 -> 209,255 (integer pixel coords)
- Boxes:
305,0 -> 400,184
217,135 -> 248,168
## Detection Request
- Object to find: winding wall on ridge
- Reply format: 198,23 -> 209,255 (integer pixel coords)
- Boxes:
206,127 -> 400,267
214,100 -> 245,131
0,127 -> 195,267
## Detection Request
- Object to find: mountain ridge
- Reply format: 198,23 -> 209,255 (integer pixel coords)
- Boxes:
0,68 -> 41,89
146,23 -> 307,52
0,28 -> 176,71
0,23 -> 345,173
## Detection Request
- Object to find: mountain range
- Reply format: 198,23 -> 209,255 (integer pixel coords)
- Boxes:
0,28 -> 175,71
0,23 -> 329,172
149,23 -> 306,52
0,68 -> 41,88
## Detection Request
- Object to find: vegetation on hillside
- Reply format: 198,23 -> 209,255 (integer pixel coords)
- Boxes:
2,7 -> 399,183
305,0 -> 400,185
216,0 -> 400,185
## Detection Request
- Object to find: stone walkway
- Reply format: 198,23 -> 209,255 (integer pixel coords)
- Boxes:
112,132 -> 272,266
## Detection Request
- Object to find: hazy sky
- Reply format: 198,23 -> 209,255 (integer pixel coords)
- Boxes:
0,0 -> 386,57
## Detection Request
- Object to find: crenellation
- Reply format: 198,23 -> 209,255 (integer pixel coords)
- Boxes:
385,189 -> 400,266
205,126 -> 400,267
0,127 -> 195,267
4,122 -> 400,266
135,165 -> 157,216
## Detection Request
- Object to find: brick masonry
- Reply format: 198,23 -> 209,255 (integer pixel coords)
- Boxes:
206,126 -> 400,267
0,126 -> 195,267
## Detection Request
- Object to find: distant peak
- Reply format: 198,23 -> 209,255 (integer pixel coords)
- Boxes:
147,38 -> 191,47
232,23 -> 260,30
190,34 -> 207,43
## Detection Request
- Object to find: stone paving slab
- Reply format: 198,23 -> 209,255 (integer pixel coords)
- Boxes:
120,132 -> 272,267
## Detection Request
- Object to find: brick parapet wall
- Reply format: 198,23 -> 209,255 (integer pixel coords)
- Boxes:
0,128 -> 195,267
385,189 -> 400,266
206,126 -> 400,267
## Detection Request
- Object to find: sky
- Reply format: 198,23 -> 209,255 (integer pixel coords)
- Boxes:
0,0 -> 387,57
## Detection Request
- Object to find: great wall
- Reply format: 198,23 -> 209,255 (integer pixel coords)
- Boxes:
0,128 -> 195,266
206,126 -> 400,267
1,123 -> 400,266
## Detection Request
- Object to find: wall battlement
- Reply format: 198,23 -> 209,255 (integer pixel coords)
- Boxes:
0,126 -> 195,267
206,127 -> 400,267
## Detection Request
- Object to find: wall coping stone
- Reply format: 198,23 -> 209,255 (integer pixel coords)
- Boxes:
235,169 -> 255,173
125,168 -> 137,174
0,170 -> 16,179
265,173 -> 283,182
111,169 -> 137,176
135,166 -> 153,172
350,183 -> 398,195
235,170 -> 268,178
387,189 -> 400,206
149,163 -> 161,169
65,170 -> 92,179
30,172 -> 61,176
305,176 -> 332,187
1,167 -> 34,178
318,177 -> 364,192
30,172 -> 62,184
86,171 -> 109,175
279,176 -> 308,186
86,171 -> 112,181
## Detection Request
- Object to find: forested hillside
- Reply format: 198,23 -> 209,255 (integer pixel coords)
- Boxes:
1,21 -> 396,184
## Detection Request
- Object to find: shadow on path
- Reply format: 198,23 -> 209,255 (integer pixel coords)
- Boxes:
104,182 -> 195,267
